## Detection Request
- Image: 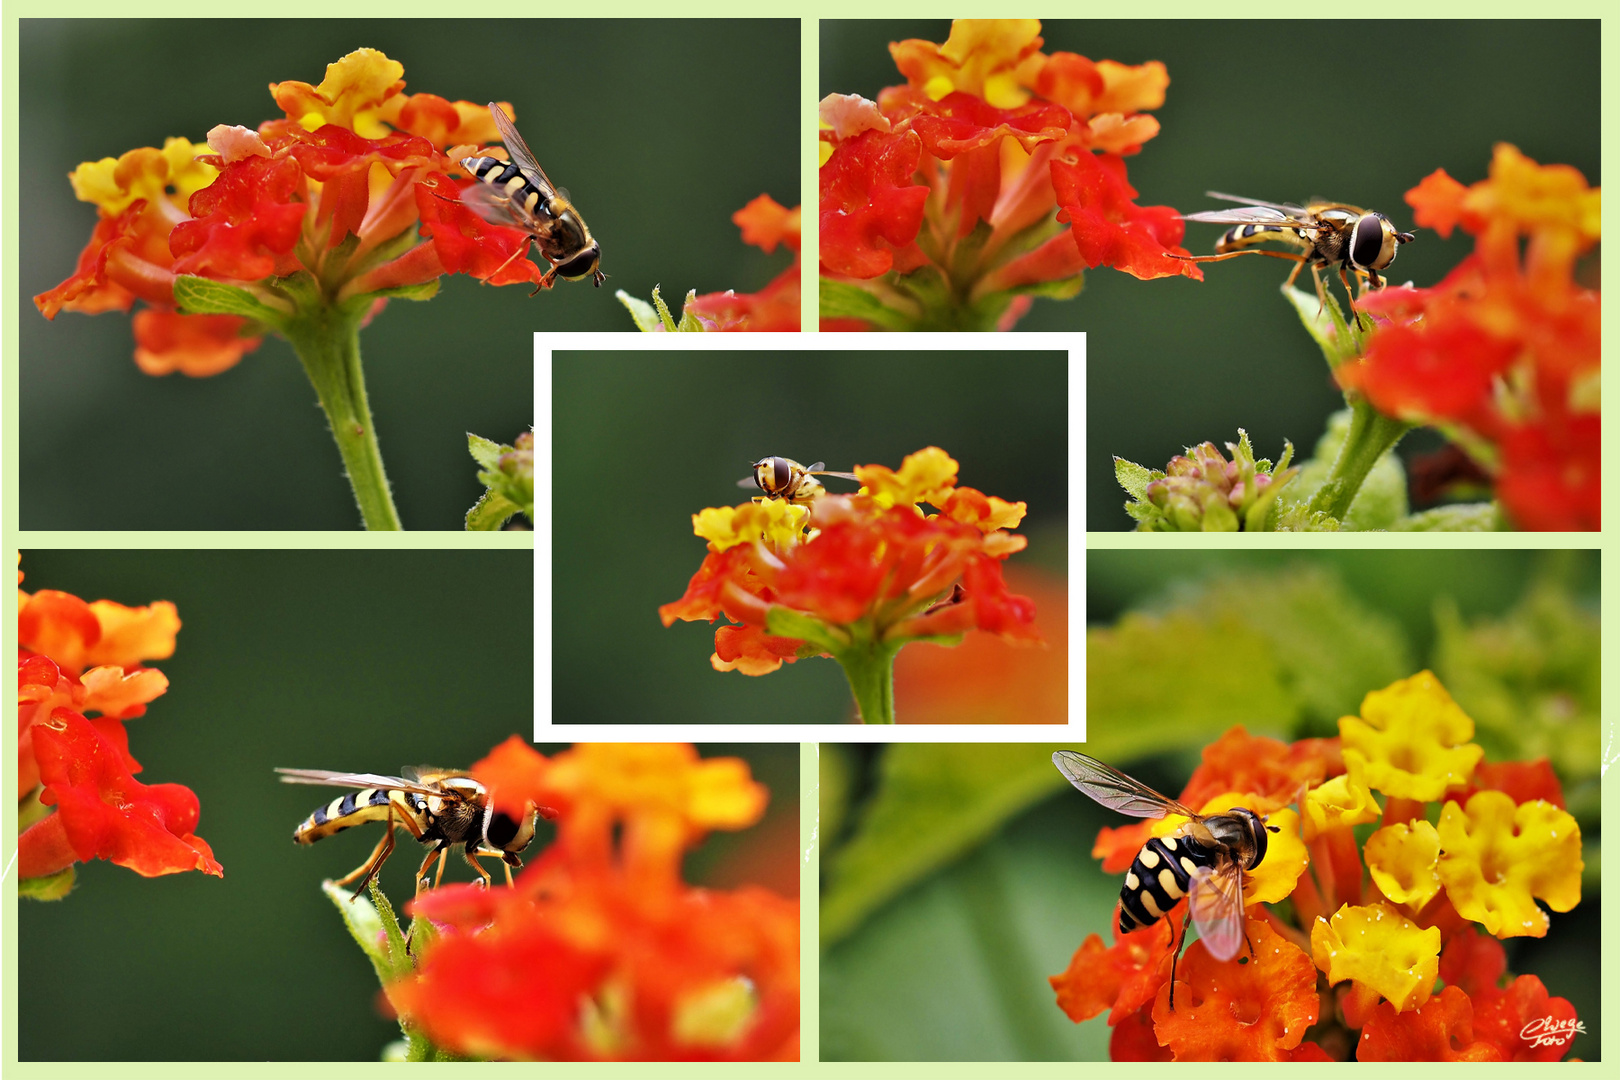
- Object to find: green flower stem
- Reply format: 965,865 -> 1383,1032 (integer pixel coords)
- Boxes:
282,306 -> 402,530
1307,398 -> 1413,522
834,633 -> 903,725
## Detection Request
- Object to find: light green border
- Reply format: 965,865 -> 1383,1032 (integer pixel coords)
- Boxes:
4,8 -> 1616,1072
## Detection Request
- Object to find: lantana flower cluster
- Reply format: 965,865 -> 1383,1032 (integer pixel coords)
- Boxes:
35,47 -> 543,375
820,19 -> 1197,331
619,195 -> 800,331
374,739 -> 798,1061
659,447 -> 1039,723
1051,671 -> 1584,1061
1340,145 -> 1600,531
33,48 -> 572,529
17,561 -> 222,894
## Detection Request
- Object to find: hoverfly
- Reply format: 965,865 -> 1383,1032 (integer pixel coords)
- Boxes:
457,101 -> 603,292
1171,192 -> 1414,328
277,766 -> 546,900
1052,750 -> 1279,1007
737,456 -> 859,505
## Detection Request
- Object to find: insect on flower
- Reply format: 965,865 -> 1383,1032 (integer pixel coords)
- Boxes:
737,456 -> 859,505
277,766 -> 545,899
1053,750 -> 1279,1008
458,102 -> 604,292
1170,192 -> 1415,328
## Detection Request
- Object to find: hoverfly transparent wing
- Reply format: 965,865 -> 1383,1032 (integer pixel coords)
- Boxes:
808,467 -> 861,483
1181,205 -> 1315,229
276,767 -> 445,798
737,474 -> 761,490
1186,858 -> 1246,961
455,180 -> 543,232
488,101 -> 561,198
1052,751 -> 1201,819
1204,192 -> 1310,214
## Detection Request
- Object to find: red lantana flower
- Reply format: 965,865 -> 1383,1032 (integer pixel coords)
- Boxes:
659,447 -> 1039,723
1052,675 -> 1585,1060
379,741 -> 798,1062
819,19 -> 1196,331
17,563 -> 220,892
1341,145 -> 1600,530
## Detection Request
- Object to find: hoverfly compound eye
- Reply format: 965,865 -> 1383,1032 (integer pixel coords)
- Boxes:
1352,213 -> 1400,271
486,810 -> 520,848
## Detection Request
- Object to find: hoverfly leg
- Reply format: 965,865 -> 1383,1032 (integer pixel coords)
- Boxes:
339,821 -> 398,901
1168,905 -> 1192,1013
530,265 -> 560,296
1284,258 -> 1306,290
415,847 -> 444,897
484,236 -> 536,289
462,847 -> 495,888
1338,265 -> 1370,330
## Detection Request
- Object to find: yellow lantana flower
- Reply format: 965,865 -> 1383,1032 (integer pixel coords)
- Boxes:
1436,790 -> 1581,938
1311,902 -> 1440,1011
1340,670 -> 1484,801
1365,820 -> 1443,909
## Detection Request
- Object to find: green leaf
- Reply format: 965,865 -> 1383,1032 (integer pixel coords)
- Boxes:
652,286 -> 678,330
467,432 -> 505,472
765,606 -> 846,653
1281,283 -> 1364,370
1006,272 -> 1084,301
616,289 -> 662,332
322,879 -> 394,981
821,744 -> 1081,946
20,867 -> 74,900
173,275 -> 290,327
363,280 -> 440,302
1113,456 -> 1159,502
818,278 -> 917,330
675,289 -> 707,332
466,490 -> 520,531
1389,503 -> 1505,531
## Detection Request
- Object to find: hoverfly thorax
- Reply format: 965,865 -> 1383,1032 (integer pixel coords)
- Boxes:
457,102 -> 604,293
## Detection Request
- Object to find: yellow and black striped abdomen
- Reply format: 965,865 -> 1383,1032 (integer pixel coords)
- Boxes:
1214,222 -> 1312,256
1117,832 -> 1219,934
292,788 -> 421,845
461,156 -> 549,219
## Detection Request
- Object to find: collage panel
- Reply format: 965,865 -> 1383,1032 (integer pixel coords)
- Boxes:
820,549 -> 1599,1061
819,18 -> 1598,533
20,17 -> 797,530
16,548 -> 800,1061
544,345 -> 1074,729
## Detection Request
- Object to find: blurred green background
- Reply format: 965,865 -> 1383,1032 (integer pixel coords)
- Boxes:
550,349 -> 1068,724
820,549 -> 1599,1060
819,20 -> 1600,528
16,549 -> 796,1060
19,19 -> 797,530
